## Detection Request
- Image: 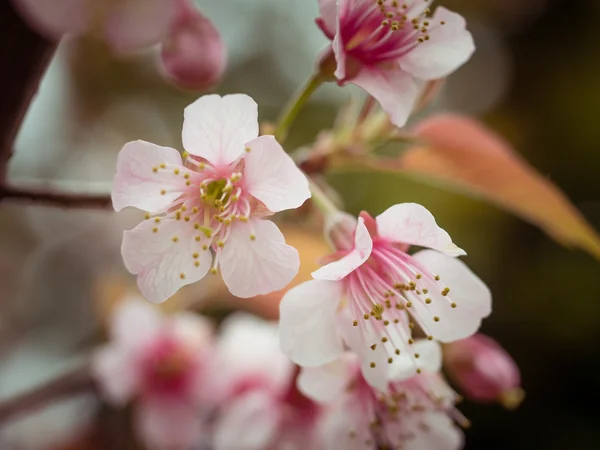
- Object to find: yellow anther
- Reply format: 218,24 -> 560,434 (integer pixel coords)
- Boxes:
172,236 -> 179,243
245,146 -> 251,152
381,337 -> 388,343
179,273 -> 185,279
202,244 -> 208,250
250,234 -> 256,241
174,169 -> 180,175
154,217 -> 161,223
194,261 -> 200,267
451,302 -> 457,308
144,213 -> 151,220
425,298 -> 432,304
152,167 -> 158,173
217,240 -> 225,248
434,316 -> 440,322
195,236 -> 201,242
395,349 -> 400,355
370,362 -> 376,368
387,358 -> 393,364
441,287 -> 450,296
184,173 -> 190,179
160,163 -> 166,169
160,190 -> 166,195
210,268 -> 217,275
152,227 -> 158,233
353,320 -> 358,327
192,252 -> 199,259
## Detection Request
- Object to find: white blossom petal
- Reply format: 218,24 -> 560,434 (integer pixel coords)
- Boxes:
219,219 -> 299,298
122,218 -> 212,303
376,203 -> 465,256
312,217 -> 372,281
411,250 -> 492,342
112,140 -> 193,214
243,136 -> 310,213
182,94 -> 258,167
279,280 -> 344,367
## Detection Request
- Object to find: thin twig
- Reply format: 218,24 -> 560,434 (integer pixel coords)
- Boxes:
0,365 -> 95,424
0,184 -> 112,209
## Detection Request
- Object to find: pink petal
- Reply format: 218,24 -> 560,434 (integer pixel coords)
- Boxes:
297,353 -> 357,403
215,313 -> 293,397
312,217 -> 372,281
411,249 -> 492,342
104,0 -> 176,54
160,1 -> 226,90
136,397 -> 203,450
279,280 -> 344,367
11,0 -> 92,39
110,298 -> 164,349
401,413 -> 463,450
112,140 -> 192,214
400,7 -> 475,80
351,66 -> 419,128
331,0 -> 348,80
390,340 -> 442,382
320,396 -> 374,450
122,218 -> 213,303
316,0 -> 337,38
243,135 -> 310,213
219,219 -> 299,298
213,391 -> 280,450
182,94 -> 259,167
91,346 -> 138,406
375,203 -> 465,256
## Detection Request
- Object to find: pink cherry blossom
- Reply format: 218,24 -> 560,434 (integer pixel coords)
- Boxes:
279,203 -> 491,389
298,341 -> 464,450
444,333 -> 524,408
208,313 -> 322,450
316,0 -> 475,127
92,298 -> 214,450
160,0 -> 227,90
11,0 -> 175,54
112,94 -> 310,303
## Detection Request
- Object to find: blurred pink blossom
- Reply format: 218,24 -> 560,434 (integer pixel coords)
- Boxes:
279,204 -> 491,390
316,0 -> 474,127
209,313 -> 321,450
299,341 -> 464,450
444,333 -> 524,408
11,0 -> 176,54
92,298 -> 214,450
112,94 -> 310,303
160,0 -> 227,90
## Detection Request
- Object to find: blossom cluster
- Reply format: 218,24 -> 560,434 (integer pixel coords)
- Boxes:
10,0 -> 531,448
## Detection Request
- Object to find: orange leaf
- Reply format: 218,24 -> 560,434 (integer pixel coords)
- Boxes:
392,114 -> 600,258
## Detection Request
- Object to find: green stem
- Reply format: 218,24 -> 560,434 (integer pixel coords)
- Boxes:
308,177 -> 339,217
274,73 -> 324,145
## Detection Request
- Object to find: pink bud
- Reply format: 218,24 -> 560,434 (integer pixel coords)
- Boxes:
159,0 -> 226,91
444,334 -> 524,409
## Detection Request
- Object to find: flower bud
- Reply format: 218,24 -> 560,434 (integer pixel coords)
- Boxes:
159,0 -> 226,90
444,334 -> 524,409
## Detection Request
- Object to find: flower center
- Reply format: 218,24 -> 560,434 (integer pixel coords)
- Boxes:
202,178 -> 232,209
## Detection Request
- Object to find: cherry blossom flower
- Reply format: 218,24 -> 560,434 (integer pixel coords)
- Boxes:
279,203 -> 491,389
208,313 -> 321,450
92,298 -> 214,450
112,94 -> 310,303
444,333 -> 524,409
12,0 -> 176,54
316,0 -> 475,127
298,340 -> 464,450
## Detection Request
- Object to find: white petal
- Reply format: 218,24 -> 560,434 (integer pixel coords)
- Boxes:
402,413 -> 463,450
112,140 -> 192,214
279,280 -> 344,367
213,391 -> 280,450
104,0 -> 175,53
390,340 -> 442,381
319,394 -> 375,450
297,353 -> 357,403
376,203 -> 465,256
243,136 -> 310,212
312,217 -> 372,281
122,218 -> 212,303
135,397 -> 203,450
400,7 -> 475,80
219,220 -> 299,298
110,297 -> 163,349
411,250 -> 492,342
182,94 -> 259,167
216,313 -> 293,396
91,346 -> 138,406
351,66 -> 419,128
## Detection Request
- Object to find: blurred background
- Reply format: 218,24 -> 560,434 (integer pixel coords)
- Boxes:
1,0 -> 600,449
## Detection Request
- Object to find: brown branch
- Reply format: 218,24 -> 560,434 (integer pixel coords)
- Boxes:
0,184 -> 112,208
0,365 -> 95,424
0,0 -> 57,181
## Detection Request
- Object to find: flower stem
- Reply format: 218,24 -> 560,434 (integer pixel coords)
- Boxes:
308,177 -> 339,217
274,73 -> 324,145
